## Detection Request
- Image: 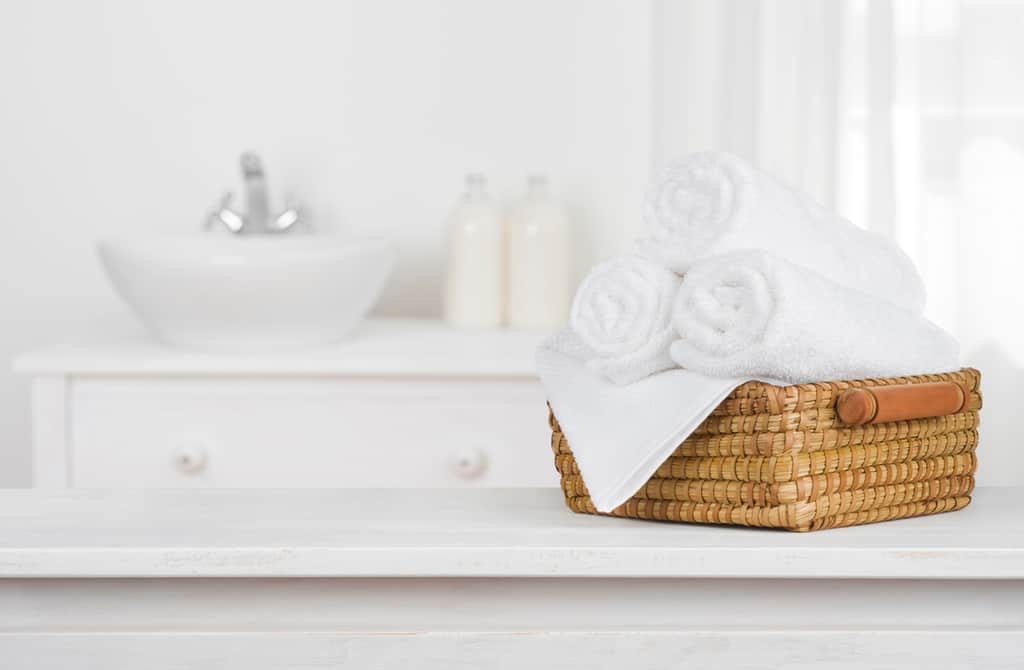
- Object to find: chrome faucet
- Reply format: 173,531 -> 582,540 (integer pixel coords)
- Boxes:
205,153 -> 303,234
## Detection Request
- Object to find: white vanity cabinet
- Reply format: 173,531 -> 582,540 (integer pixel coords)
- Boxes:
14,320 -> 557,489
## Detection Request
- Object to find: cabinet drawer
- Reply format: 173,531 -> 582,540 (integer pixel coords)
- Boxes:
69,377 -> 556,488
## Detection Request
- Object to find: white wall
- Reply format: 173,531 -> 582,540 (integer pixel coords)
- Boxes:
0,0 -> 654,485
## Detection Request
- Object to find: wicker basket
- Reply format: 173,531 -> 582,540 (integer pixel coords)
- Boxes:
551,368 -> 981,531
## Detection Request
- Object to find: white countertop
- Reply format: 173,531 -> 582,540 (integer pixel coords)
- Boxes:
12,318 -> 544,377
1,487 -> 1020,579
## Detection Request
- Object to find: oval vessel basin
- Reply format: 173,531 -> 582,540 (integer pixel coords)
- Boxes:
97,235 -> 394,352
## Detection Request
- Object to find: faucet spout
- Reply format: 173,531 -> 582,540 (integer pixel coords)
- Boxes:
203,153 -> 305,234
240,152 -> 271,234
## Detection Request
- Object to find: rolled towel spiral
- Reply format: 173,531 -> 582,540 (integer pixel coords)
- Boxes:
669,251 -> 959,383
639,152 -> 925,313
567,255 -> 682,385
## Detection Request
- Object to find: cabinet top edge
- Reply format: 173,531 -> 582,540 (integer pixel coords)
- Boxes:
13,318 -> 544,378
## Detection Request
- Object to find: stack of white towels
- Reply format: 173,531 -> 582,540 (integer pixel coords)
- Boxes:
556,151 -> 957,386
538,152 -> 959,512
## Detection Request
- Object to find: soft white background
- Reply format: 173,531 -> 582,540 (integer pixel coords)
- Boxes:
1,0 -> 1021,486
0,0 -> 652,484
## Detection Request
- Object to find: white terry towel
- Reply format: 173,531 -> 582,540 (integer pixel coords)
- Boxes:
562,254 -> 682,385
670,251 -> 960,383
639,152 -> 926,312
537,338 -> 752,512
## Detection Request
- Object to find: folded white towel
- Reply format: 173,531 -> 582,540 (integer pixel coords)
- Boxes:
639,152 -> 926,312
565,255 -> 682,385
670,251 -> 960,383
537,338 -> 752,512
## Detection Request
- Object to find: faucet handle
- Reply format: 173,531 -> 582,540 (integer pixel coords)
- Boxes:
205,154 -> 306,234
272,207 -> 302,233
204,191 -> 245,233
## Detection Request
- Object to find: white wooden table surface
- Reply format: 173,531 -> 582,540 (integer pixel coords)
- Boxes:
2,487 -> 1023,669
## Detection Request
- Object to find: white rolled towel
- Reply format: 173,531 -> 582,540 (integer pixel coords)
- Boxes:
639,152 -> 925,313
669,251 -> 959,383
565,255 -> 682,385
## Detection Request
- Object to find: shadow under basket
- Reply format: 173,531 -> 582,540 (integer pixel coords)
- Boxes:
550,368 -> 982,532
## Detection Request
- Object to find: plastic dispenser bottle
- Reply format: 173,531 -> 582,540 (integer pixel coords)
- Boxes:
506,175 -> 571,330
442,174 -> 504,328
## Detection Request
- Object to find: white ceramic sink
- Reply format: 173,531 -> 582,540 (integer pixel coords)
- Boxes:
97,235 -> 394,352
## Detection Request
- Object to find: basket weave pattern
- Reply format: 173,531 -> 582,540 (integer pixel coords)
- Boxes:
550,368 -> 981,531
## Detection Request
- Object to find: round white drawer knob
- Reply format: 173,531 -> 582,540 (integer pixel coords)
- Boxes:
450,447 -> 488,479
171,445 -> 208,475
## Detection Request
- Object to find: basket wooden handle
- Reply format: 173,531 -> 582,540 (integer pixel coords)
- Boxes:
836,381 -> 968,426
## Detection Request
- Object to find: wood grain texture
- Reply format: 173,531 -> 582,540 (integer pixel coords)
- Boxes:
2,488 -> 1021,669
3,632 -> 1022,670
5,578 -> 1023,631
0,487 -> 1022,578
